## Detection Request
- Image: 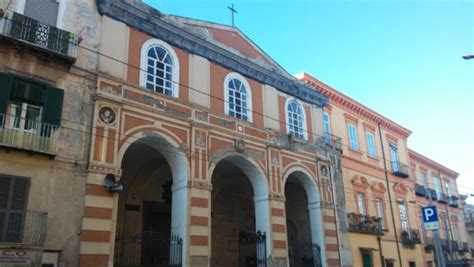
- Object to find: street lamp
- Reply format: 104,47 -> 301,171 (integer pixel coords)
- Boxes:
462,55 -> 474,60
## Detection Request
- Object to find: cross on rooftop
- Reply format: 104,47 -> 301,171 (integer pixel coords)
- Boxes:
228,4 -> 237,27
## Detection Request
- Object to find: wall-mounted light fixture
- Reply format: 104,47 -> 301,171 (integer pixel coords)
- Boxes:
104,173 -> 124,193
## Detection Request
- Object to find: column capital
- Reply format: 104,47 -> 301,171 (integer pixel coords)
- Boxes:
308,201 -> 322,211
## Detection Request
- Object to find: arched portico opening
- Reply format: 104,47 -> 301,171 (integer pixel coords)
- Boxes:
210,153 -> 270,267
114,134 -> 188,267
284,169 -> 326,267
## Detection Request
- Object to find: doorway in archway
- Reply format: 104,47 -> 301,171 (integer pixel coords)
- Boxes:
211,159 -> 257,266
285,174 -> 319,267
114,141 -> 181,267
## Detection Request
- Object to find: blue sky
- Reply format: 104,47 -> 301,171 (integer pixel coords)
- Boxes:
144,0 -> 474,199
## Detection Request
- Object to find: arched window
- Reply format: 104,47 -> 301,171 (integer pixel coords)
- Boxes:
224,73 -> 252,122
139,39 -> 180,98
285,98 -> 307,140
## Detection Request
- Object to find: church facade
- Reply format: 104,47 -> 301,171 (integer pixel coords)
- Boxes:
78,1 -> 347,266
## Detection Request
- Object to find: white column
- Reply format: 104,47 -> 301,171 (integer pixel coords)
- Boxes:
254,193 -> 271,261
171,179 -> 189,266
308,202 -> 327,267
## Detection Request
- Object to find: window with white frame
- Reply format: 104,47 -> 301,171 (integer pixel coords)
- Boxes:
375,198 -> 385,229
389,143 -> 399,172
286,99 -> 307,140
433,176 -> 441,199
348,123 -> 359,150
8,102 -> 42,133
357,193 -> 366,215
224,73 -> 252,122
366,131 -> 376,158
323,111 -> 331,144
140,39 -> 180,98
445,182 -> 451,197
398,199 -> 409,232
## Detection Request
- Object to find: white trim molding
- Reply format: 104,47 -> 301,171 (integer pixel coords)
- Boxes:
223,72 -> 253,123
139,38 -> 180,98
285,97 -> 308,140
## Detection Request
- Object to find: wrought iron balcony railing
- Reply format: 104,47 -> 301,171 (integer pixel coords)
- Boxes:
391,161 -> 409,178
425,188 -> 438,200
424,237 -> 434,252
459,242 -> 470,253
0,113 -> 60,155
347,213 -> 384,236
0,211 -> 47,245
438,193 -> 449,204
415,184 -> 426,197
0,11 -> 77,59
449,196 -> 459,208
441,239 -> 449,250
400,229 -> 421,248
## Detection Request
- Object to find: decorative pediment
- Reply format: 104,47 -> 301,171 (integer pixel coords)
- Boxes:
393,183 -> 409,195
351,175 -> 370,189
371,182 -> 387,193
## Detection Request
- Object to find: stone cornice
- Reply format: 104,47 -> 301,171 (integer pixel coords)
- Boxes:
96,0 -> 327,107
297,72 -> 412,138
408,149 -> 459,178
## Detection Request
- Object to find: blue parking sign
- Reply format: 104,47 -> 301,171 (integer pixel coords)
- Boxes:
422,205 -> 439,230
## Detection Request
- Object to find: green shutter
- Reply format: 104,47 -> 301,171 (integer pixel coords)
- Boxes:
42,86 -> 64,126
0,73 -> 13,117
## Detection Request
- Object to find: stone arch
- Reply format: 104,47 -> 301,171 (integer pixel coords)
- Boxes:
282,165 -> 327,266
209,150 -> 272,259
116,129 -> 190,265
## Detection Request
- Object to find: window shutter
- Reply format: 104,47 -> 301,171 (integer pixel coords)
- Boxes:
24,0 -> 59,26
42,86 -> 64,126
10,80 -> 45,105
0,176 -> 11,209
0,73 -> 13,117
11,177 -> 29,211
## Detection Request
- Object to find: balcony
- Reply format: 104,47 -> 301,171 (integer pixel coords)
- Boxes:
0,211 -> 47,245
438,193 -> 449,204
400,229 -> 421,248
451,240 -> 460,251
0,113 -> 60,155
391,161 -> 409,178
415,184 -> 426,197
0,11 -> 77,61
449,196 -> 459,208
459,242 -> 470,253
425,188 -> 438,200
424,237 -> 434,252
441,239 -> 449,250
347,213 -> 384,236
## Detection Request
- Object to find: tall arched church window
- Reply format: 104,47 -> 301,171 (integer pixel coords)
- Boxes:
224,73 -> 252,122
140,39 -> 180,98
285,98 -> 307,140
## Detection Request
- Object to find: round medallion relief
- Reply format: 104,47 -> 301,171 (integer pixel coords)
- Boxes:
99,107 -> 116,124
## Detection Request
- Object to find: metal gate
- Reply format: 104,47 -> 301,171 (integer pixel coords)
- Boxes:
114,232 -> 182,267
288,242 -> 321,267
239,231 -> 267,267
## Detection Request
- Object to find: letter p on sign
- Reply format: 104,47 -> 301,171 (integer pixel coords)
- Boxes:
422,205 -> 439,230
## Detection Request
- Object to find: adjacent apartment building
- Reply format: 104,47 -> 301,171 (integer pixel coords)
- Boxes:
0,0 -> 100,266
298,72 -> 472,267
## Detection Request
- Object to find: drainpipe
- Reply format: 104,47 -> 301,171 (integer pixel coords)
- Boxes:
85,88 -> 97,169
439,169 -> 455,260
377,122 -> 403,266
377,235 -> 384,266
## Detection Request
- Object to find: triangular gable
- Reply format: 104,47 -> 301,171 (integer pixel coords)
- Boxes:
165,15 -> 291,77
